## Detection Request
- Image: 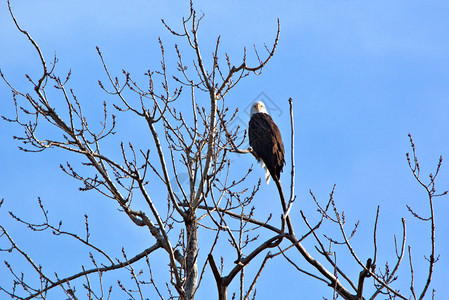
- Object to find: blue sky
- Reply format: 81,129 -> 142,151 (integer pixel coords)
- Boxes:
1,1 -> 449,299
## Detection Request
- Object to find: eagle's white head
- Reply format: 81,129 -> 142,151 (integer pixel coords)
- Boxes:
250,101 -> 268,116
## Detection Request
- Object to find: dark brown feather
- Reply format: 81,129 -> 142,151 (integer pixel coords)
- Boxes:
248,113 -> 285,181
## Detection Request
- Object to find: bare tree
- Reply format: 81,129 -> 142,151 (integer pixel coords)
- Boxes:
1,1 -> 447,300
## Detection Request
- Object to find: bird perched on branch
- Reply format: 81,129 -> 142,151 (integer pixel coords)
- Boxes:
249,101 -> 285,184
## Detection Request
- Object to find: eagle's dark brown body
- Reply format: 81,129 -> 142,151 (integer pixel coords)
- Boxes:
248,112 -> 285,182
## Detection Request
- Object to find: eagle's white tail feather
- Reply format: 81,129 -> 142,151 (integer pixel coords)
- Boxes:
259,160 -> 271,184
264,166 -> 271,184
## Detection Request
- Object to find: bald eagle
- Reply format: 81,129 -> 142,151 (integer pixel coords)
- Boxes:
249,101 -> 285,184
